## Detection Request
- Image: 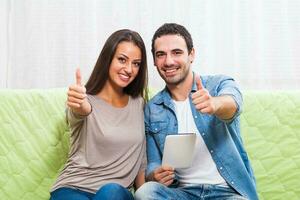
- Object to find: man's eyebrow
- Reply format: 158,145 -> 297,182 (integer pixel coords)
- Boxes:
172,48 -> 184,52
155,51 -> 165,55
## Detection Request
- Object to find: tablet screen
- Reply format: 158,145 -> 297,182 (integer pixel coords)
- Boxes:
162,133 -> 196,169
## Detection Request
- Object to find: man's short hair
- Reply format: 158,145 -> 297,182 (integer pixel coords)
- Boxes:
151,23 -> 194,59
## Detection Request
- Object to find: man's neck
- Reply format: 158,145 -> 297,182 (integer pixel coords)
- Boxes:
167,72 -> 194,101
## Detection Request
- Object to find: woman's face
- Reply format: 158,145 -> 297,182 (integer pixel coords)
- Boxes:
108,41 -> 142,90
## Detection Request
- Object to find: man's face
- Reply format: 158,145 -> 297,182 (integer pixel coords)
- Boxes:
153,34 -> 194,85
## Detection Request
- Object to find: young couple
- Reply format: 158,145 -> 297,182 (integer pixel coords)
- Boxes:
50,23 -> 258,200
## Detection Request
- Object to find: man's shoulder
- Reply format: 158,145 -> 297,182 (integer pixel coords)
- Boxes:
146,89 -> 166,106
199,74 -> 240,98
201,74 -> 234,84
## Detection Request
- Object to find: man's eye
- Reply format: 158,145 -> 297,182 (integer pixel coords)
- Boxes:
118,57 -> 126,63
156,54 -> 164,58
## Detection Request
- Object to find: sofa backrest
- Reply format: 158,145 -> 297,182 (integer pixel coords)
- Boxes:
241,91 -> 300,200
0,89 -> 70,200
0,89 -> 299,200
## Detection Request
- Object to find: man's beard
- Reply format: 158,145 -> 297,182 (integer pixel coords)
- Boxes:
158,65 -> 190,86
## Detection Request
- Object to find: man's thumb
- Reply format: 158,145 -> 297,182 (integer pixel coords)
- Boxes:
196,76 -> 203,90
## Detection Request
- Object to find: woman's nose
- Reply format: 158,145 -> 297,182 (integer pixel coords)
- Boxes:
124,63 -> 133,74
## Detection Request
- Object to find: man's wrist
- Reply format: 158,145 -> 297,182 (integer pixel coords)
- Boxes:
145,171 -> 155,182
214,95 -> 237,120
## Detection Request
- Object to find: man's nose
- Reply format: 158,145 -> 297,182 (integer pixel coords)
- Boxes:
165,54 -> 175,66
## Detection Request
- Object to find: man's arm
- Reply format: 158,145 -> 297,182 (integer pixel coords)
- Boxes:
145,130 -> 175,186
211,95 -> 237,120
144,105 -> 175,186
191,76 -> 238,120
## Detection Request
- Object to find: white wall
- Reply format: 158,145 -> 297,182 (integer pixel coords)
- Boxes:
0,0 -> 8,88
0,0 -> 299,90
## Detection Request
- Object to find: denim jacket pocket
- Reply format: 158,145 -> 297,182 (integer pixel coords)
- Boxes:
149,121 -> 168,134
149,121 -> 168,152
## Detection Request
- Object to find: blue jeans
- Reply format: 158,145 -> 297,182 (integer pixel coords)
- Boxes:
135,182 -> 248,200
50,183 -> 134,200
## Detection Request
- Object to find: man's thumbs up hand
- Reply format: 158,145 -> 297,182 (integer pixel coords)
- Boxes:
191,75 -> 217,115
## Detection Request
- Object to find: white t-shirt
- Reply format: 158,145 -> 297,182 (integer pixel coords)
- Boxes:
172,98 -> 227,186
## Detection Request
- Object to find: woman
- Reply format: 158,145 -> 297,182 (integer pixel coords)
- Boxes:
50,29 -> 148,200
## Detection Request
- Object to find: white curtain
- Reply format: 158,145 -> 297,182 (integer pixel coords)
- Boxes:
1,0 -> 299,90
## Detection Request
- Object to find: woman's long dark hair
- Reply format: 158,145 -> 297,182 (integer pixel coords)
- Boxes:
85,29 -> 148,101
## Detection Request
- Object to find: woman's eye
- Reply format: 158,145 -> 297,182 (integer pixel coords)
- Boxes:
134,62 -> 141,67
118,57 -> 126,63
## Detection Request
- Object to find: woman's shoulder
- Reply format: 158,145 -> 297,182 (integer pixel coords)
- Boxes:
130,95 -> 144,107
130,95 -> 144,102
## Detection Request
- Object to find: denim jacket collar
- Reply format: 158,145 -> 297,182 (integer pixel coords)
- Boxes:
155,72 -> 199,107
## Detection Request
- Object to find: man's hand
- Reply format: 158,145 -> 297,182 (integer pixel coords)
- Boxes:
67,68 -> 91,115
191,76 -> 219,115
191,76 -> 237,120
148,166 -> 175,186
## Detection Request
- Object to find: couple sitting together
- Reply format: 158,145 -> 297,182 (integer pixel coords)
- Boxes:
50,23 -> 258,200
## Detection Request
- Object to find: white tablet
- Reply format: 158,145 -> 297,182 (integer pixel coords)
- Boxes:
162,133 -> 197,169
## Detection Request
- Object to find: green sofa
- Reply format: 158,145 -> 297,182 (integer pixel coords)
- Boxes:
0,89 -> 299,200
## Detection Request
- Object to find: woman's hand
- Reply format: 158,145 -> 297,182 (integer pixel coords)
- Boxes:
67,68 -> 91,115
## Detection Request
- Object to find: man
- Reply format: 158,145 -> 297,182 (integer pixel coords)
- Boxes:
135,23 -> 258,200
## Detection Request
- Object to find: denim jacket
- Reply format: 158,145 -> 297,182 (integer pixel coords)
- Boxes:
144,73 -> 258,200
